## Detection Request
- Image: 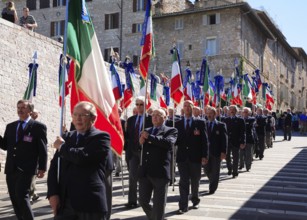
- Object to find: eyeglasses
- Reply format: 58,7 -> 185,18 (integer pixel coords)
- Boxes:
72,113 -> 91,118
135,103 -> 144,106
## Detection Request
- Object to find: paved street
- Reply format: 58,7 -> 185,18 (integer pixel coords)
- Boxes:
1,132 -> 307,220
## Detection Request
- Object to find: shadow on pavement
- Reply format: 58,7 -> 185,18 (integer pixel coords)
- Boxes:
230,148 -> 307,220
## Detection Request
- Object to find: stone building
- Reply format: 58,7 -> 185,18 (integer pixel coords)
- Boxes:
1,0 -> 307,111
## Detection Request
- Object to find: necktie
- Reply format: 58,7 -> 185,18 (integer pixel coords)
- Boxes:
208,122 -> 212,136
186,118 -> 190,132
134,116 -> 141,144
152,128 -> 158,135
17,121 -> 24,140
76,133 -> 84,144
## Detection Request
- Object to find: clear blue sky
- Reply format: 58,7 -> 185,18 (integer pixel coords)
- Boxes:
191,0 -> 307,53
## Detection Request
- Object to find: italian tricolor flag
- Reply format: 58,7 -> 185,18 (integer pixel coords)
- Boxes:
170,48 -> 183,105
66,0 -> 124,155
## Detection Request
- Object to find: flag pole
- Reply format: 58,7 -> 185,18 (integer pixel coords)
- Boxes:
172,102 -> 176,192
57,0 -> 70,183
140,73 -> 149,166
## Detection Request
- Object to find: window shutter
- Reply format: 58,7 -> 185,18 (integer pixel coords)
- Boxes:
133,0 -> 137,12
40,0 -> 50,9
62,0 -> 66,6
132,24 -> 136,33
133,55 -> 139,67
53,0 -> 57,7
104,49 -> 109,62
60,20 -> 65,35
114,13 -> 119,29
50,21 -> 55,37
203,39 -> 207,56
203,15 -> 208,26
216,38 -> 220,55
216,13 -> 220,24
105,14 -> 109,30
26,0 -> 36,10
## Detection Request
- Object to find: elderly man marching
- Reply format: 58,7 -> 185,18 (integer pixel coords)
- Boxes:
175,100 -> 209,214
239,107 -> 256,171
204,106 -> 227,194
223,105 -> 246,178
138,109 -> 178,220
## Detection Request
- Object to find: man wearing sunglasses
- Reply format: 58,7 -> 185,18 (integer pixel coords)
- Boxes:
125,96 -> 153,209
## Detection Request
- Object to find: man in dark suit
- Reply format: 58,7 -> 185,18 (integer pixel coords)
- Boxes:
0,100 -> 47,220
125,96 -> 153,208
138,109 -> 178,220
240,107 -> 256,171
223,105 -> 246,178
47,101 -> 111,220
175,100 -> 208,214
204,107 -> 227,194
283,108 -> 293,141
255,107 -> 267,160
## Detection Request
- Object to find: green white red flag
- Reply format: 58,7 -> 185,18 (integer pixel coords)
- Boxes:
170,47 -> 183,105
66,0 -> 124,155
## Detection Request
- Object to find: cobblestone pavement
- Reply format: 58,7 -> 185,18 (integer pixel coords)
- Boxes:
1,132 -> 307,220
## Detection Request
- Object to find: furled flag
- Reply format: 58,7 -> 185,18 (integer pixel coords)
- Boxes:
170,47 -> 183,105
263,83 -> 274,110
150,73 -> 158,101
58,54 -> 72,106
214,75 -> 224,104
23,62 -> 38,101
123,62 -> 135,109
254,69 -> 262,93
183,68 -> 193,101
66,0 -> 123,155
163,86 -> 170,106
243,73 -> 252,101
139,75 -> 151,110
139,0 -> 153,80
200,58 -> 210,106
110,62 -> 123,101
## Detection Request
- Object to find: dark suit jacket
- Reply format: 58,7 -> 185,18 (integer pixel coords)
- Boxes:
125,114 -> 152,160
284,113 -> 292,126
224,116 -> 246,147
175,118 -> 208,163
0,119 -> 47,175
139,125 -> 178,180
255,115 -> 267,135
207,120 -> 228,158
47,127 -> 111,213
244,117 -> 256,144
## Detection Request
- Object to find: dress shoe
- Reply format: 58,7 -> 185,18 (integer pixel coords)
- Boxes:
232,173 -> 238,178
238,166 -> 243,170
259,156 -> 263,160
246,168 -> 250,172
32,194 -> 40,202
125,202 -> 138,209
115,172 -> 120,177
177,208 -> 188,214
192,203 -> 199,209
227,170 -> 232,175
208,190 -> 215,195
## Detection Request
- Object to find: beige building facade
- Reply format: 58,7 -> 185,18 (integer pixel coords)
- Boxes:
1,0 -> 307,111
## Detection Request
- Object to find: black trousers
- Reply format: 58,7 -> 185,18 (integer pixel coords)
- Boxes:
226,145 -> 239,175
55,199 -> 106,220
128,153 -> 140,204
177,160 -> 202,209
284,126 -> 292,140
6,170 -> 34,220
204,156 -> 221,192
139,176 -> 169,220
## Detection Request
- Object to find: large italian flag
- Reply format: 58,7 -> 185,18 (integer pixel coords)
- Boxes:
170,48 -> 183,105
66,0 -> 124,155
